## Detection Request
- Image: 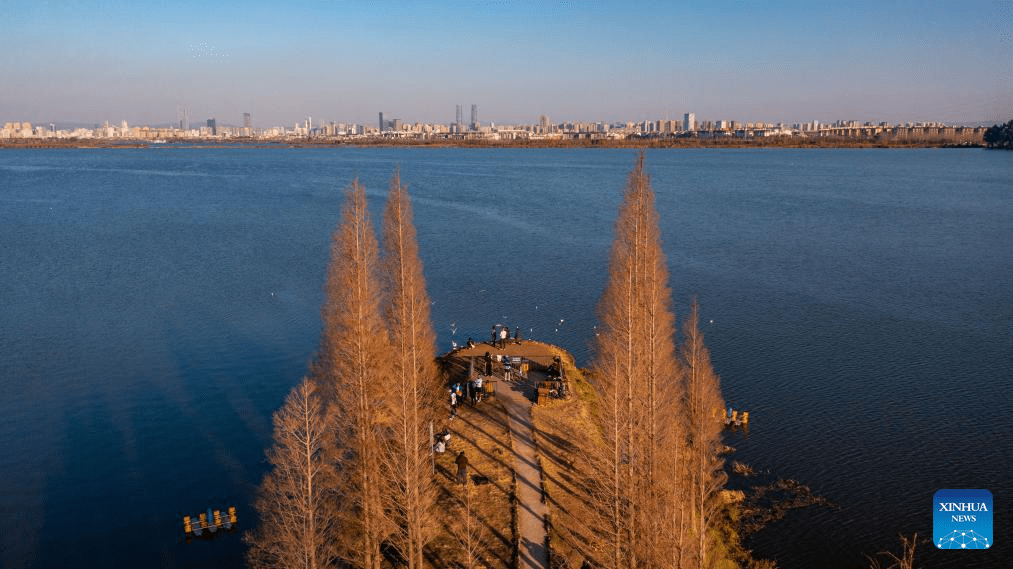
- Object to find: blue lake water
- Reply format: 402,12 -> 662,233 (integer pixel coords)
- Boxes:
1,147 -> 1010,568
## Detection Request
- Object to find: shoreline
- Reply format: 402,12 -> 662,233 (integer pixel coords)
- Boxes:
0,138 -> 986,150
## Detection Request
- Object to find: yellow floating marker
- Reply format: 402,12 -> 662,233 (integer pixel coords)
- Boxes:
228,506 -> 237,524
213,510 -> 222,526
183,516 -> 192,534
741,411 -> 749,426
199,513 -> 208,529
730,409 -> 739,423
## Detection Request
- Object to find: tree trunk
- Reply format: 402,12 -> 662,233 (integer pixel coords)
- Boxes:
380,170 -> 441,569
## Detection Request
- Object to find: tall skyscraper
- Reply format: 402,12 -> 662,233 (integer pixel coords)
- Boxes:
177,105 -> 190,131
684,112 -> 696,132
456,105 -> 462,128
207,118 -> 217,135
243,113 -> 251,129
471,104 -> 478,130
379,112 -> 384,132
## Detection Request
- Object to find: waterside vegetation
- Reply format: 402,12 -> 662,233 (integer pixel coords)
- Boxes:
244,155 -> 847,568
983,120 -> 1013,149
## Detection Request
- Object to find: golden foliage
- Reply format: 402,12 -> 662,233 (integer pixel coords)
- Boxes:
246,378 -> 340,569
589,153 -> 687,568
380,169 -> 442,569
321,180 -> 392,569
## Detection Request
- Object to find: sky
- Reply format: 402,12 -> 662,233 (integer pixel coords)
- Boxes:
2,0 -> 1010,128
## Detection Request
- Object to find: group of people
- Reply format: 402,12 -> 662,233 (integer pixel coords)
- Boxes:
433,431 -> 469,486
490,324 -> 521,348
483,350 -> 518,383
438,333 -> 531,489
448,375 -> 486,418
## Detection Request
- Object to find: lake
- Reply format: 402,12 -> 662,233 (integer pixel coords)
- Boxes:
1,147 -> 1010,568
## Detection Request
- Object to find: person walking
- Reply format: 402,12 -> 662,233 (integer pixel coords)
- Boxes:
455,451 -> 469,485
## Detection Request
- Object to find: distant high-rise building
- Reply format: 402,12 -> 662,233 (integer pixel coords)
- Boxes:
471,104 -> 478,130
177,105 -> 190,131
684,112 -> 696,132
379,112 -> 384,133
207,118 -> 217,135
456,105 -> 463,128
243,113 -> 251,129
540,115 -> 550,132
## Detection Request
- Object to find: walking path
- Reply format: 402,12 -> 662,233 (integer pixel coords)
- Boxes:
498,375 -> 548,569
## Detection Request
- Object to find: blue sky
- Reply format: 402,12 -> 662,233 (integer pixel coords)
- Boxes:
2,1 -> 1010,127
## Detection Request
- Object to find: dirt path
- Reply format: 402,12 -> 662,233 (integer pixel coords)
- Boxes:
498,377 -> 548,569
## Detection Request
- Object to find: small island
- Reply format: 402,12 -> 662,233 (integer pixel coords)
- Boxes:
242,156 -> 916,569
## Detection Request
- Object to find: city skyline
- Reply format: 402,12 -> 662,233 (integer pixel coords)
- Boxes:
2,1 -> 1010,127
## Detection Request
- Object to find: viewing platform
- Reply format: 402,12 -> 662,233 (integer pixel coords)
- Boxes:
440,338 -> 575,405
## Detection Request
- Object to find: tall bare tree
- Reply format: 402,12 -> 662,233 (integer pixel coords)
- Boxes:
379,170 -> 441,569
320,180 -> 392,569
454,480 -> 491,569
681,297 -> 726,569
246,378 -> 340,569
589,153 -> 685,568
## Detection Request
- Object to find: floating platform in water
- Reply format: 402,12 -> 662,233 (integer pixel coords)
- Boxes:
183,506 -> 237,538
725,408 -> 750,428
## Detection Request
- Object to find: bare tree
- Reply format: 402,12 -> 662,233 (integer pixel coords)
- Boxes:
454,480 -> 490,569
589,153 -> 685,568
246,378 -> 340,569
681,298 -> 726,569
867,533 -> 922,569
380,169 -> 441,569
320,180 -> 392,569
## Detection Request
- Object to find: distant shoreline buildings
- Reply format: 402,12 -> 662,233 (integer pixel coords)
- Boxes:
1,111 -> 989,144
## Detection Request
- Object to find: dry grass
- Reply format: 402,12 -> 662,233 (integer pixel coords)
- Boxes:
427,359 -> 516,569
531,389 -> 602,569
436,343 -> 774,569
446,341 -> 604,568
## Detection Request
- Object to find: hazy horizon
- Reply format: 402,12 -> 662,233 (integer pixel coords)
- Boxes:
2,1 -> 1010,128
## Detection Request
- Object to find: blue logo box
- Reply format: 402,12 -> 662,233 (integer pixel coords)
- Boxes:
933,489 -> 992,550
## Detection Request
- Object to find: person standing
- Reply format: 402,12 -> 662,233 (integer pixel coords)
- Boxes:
514,326 -> 522,343
499,326 -> 508,349
491,326 -> 497,346
484,351 -> 493,376
503,355 -> 512,382
455,451 -> 469,485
